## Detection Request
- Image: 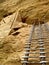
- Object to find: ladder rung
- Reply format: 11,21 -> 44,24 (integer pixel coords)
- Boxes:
39,56 -> 46,58
40,52 -> 46,54
38,42 -> 44,44
25,42 -> 38,44
25,42 -> 49,45
39,44 -> 44,46
24,52 -> 38,54
22,56 -> 38,58
24,48 -> 30,51
39,48 -> 45,50
24,52 -> 46,54
21,61 -> 28,63
40,61 -> 48,63
21,61 -> 39,63
22,56 -> 49,58
24,48 -> 36,51
38,40 -> 43,42
25,43 -> 31,45
39,47 -> 49,49
21,61 -> 48,63
24,47 -> 49,51
24,48 -> 46,51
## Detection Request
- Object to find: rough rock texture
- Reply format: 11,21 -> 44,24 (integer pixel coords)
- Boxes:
0,14 -> 49,65
0,0 -> 49,65
0,13 -> 31,65
0,0 -> 49,24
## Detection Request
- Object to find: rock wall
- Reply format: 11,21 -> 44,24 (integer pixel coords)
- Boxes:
0,0 -> 49,24
0,0 -> 49,65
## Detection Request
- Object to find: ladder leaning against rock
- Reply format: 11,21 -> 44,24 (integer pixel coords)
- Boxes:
21,21 -> 49,65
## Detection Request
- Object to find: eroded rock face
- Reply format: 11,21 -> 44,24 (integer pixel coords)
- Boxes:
0,20 -> 49,65
0,23 -> 31,65
0,0 -> 49,65
0,0 -> 49,24
0,14 -> 31,65
0,17 -> 49,65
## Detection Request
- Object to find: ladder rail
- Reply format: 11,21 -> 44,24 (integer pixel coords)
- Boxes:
22,22 -> 49,65
23,23 -> 35,65
38,22 -> 46,65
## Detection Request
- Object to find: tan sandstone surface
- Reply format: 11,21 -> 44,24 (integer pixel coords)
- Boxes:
0,13 -> 49,65
0,0 -> 49,23
0,0 -> 49,65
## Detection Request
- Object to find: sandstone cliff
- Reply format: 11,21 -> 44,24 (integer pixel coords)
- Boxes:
0,0 -> 49,23
0,0 -> 49,65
